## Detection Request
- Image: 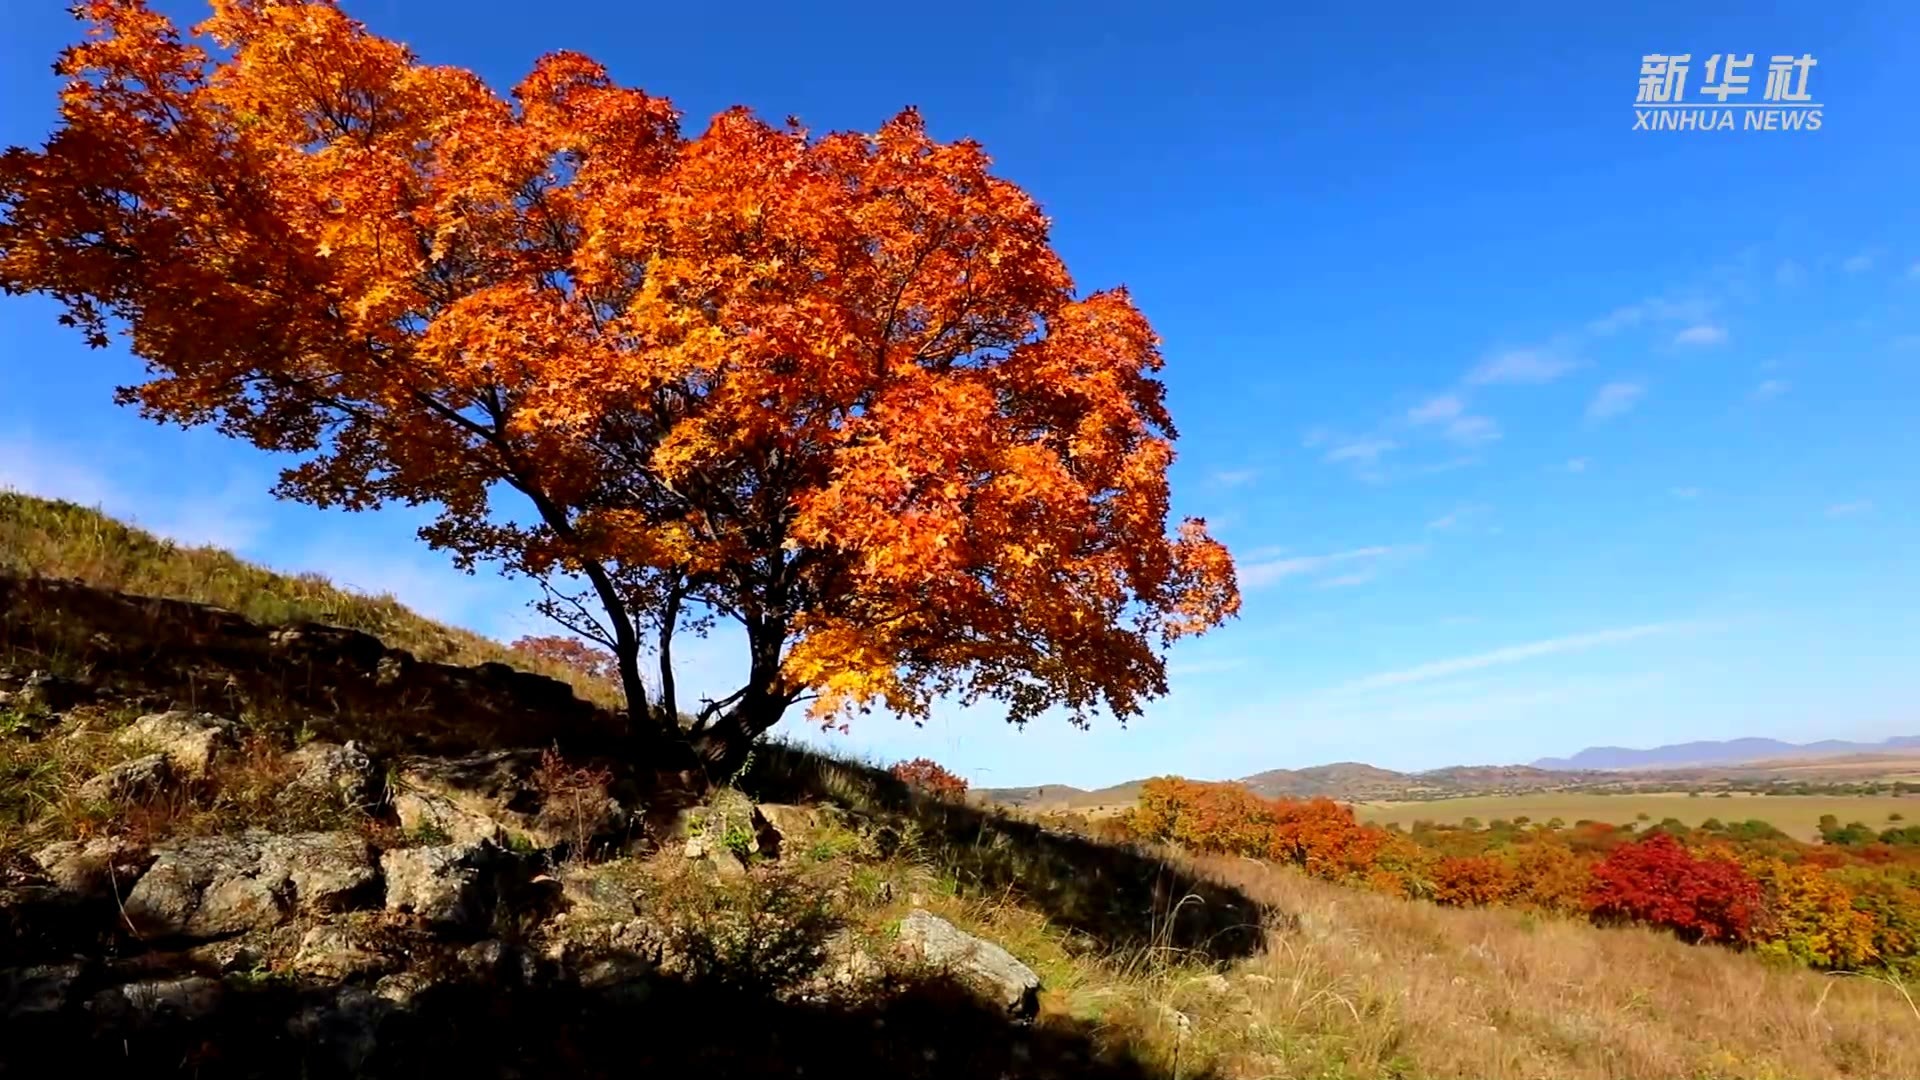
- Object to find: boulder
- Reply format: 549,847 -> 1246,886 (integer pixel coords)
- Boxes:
31,838 -> 153,900
392,749 -> 629,853
281,740 -> 382,810
123,831 -> 379,939
94,976 -> 223,1026
896,909 -> 1040,1019
381,842 -> 498,930
113,711 -> 236,778
78,753 -> 174,803
392,750 -> 542,847
259,832 -> 380,913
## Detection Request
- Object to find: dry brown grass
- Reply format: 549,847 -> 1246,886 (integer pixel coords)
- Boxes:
1106,852 -> 1920,1079
0,490 -> 617,705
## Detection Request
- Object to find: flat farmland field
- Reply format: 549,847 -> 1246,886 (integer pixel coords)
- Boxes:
1356,791 -> 1918,841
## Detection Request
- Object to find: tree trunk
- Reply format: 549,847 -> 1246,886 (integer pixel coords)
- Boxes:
691,690 -> 787,781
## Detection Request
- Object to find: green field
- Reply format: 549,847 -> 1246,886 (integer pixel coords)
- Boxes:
1355,791 -> 1918,842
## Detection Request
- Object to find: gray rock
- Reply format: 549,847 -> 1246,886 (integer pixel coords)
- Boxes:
282,740 -> 382,810
260,832 -> 380,912
896,909 -> 1040,1019
114,710 -> 236,778
31,837 -> 153,900
123,831 -> 379,939
381,842 -> 496,929
78,753 -> 173,803
293,920 -> 397,980
101,976 -> 223,1024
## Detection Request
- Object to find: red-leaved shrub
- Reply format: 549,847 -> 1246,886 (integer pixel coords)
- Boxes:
890,757 -> 969,801
1584,832 -> 1761,944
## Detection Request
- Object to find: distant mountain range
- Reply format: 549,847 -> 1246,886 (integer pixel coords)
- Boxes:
975,735 -> 1920,810
1532,735 -> 1920,771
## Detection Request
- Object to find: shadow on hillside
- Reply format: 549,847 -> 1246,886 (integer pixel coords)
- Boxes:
0,574 -> 1269,969
0,575 -> 627,760
743,742 -> 1271,965
0,956 -> 1211,1080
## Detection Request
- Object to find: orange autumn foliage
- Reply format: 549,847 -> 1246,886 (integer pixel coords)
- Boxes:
889,757 -> 969,801
1128,778 -> 1383,881
1431,855 -> 1519,907
0,0 -> 1237,770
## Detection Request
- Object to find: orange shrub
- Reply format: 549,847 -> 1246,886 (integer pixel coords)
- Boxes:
1432,855 -> 1518,907
1511,842 -> 1592,914
1129,778 -> 1387,883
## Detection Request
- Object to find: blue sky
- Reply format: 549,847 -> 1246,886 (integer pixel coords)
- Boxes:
3,2 -> 1916,788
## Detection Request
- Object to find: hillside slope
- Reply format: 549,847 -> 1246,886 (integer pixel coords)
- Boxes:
2,493 -> 1918,1078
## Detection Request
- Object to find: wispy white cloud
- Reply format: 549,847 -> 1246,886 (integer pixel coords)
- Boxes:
1304,429 -> 1398,466
1442,414 -> 1500,446
1586,381 -> 1645,421
1239,545 -> 1406,589
1209,467 -> 1259,488
1586,295 -> 1714,337
1466,349 -> 1577,385
1826,500 -> 1874,517
1406,394 -> 1465,424
1670,486 -> 1703,499
1843,251 -> 1877,274
1750,378 -> 1790,401
1775,259 -> 1807,287
1327,622 -> 1696,695
1426,503 -> 1487,531
1563,457 -> 1591,473
1673,324 -> 1728,347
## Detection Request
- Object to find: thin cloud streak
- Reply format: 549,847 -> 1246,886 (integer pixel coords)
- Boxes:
1327,622 -> 1698,695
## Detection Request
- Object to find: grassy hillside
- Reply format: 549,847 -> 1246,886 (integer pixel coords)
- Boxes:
5,491 -> 1920,1077
0,490 -> 617,705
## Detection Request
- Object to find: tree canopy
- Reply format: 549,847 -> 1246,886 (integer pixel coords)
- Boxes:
0,0 -> 1239,772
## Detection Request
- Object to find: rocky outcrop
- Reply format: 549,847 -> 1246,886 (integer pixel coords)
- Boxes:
31,837 -> 154,900
113,710 -> 237,778
896,909 -> 1041,1019
77,752 -> 174,803
122,831 -> 378,939
392,749 -> 627,851
282,740 -> 382,810
378,839 -> 556,933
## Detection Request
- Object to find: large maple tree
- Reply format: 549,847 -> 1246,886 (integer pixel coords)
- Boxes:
0,0 -> 1239,773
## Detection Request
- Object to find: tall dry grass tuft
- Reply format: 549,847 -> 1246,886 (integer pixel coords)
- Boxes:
0,491 -> 618,705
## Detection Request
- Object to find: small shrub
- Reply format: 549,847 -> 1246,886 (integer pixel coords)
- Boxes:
888,758 -> 969,801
